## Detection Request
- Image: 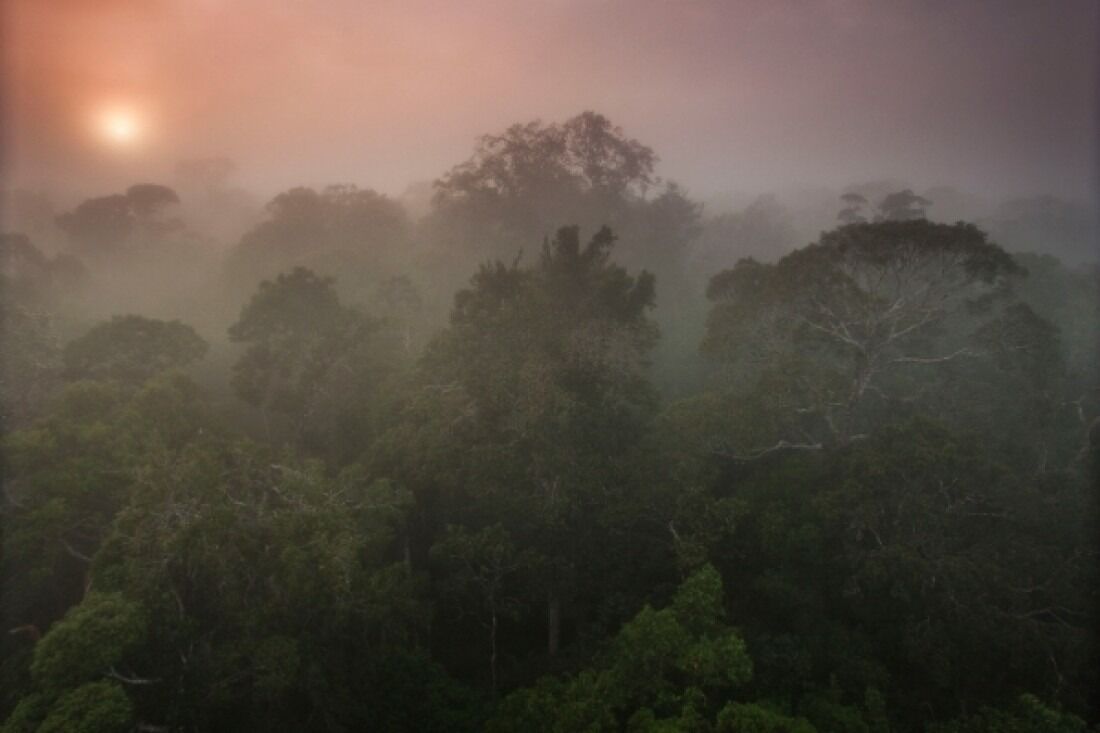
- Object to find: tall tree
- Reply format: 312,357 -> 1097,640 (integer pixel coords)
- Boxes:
228,267 -> 398,463
703,220 -> 1022,452
428,112 -> 700,280
420,225 -> 659,657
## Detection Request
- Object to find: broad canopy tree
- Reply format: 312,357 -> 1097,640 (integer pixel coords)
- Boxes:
703,219 -> 1024,453
428,112 -> 701,280
62,315 -> 208,387
226,185 -> 411,290
56,184 -> 183,256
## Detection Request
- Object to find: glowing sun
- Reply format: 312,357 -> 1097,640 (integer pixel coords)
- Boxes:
97,108 -> 142,146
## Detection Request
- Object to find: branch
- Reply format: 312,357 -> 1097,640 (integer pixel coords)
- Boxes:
106,667 -> 161,686
668,521 -> 683,545
59,538 -> 93,564
715,440 -> 824,463
890,348 -> 977,365
798,314 -> 866,353
8,624 -> 41,641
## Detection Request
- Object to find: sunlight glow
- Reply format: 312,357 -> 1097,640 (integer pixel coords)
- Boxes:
97,108 -> 142,146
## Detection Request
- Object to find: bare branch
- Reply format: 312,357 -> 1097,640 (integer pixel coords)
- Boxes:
715,440 -> 824,463
59,538 -> 93,564
106,667 -> 161,685
891,349 -> 977,365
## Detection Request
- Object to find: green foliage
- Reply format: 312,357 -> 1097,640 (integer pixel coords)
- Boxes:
62,315 -> 208,385
427,111 -> 700,287
703,219 -> 1035,453
488,564 -> 754,732
413,224 -> 669,664
228,267 -> 400,462
715,701 -> 816,733
30,593 -> 146,693
0,694 -> 50,733
36,681 -> 133,733
3,144 -> 1097,732
82,438 -> 433,730
2,373 -> 213,632
929,694 -> 1087,733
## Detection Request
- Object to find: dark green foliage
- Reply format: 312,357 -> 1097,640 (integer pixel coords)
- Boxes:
416,225 -> 667,666
228,267 -> 399,462
2,151 -> 1096,731
62,315 -> 208,385
929,694 -> 1087,733
487,565 -> 755,732
428,111 -> 701,290
35,681 -> 133,733
30,593 -> 146,693
703,220 -> 1025,448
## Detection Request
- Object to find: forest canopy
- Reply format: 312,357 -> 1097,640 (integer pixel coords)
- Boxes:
1,111 -> 1097,733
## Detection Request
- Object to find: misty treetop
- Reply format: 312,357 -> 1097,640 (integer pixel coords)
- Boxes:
0,111 -> 1097,732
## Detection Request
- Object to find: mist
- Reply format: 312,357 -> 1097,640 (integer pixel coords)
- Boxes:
2,2 -> 1098,731
5,0 -> 1098,201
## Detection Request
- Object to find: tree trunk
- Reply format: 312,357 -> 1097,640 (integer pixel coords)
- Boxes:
547,590 -> 561,656
490,609 -> 499,696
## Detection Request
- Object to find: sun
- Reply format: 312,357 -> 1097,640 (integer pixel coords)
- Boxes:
97,108 -> 142,146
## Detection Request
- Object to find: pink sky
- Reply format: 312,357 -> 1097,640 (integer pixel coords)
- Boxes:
4,0 -> 1097,203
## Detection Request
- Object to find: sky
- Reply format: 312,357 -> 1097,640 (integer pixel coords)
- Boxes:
3,0 -> 1098,204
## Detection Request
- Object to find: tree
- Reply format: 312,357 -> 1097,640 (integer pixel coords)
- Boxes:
0,243 -> 73,426
124,184 -> 180,218
698,195 -> 800,270
56,195 -> 133,254
226,185 -> 411,288
486,565 -> 758,732
4,681 -> 135,733
876,189 -> 930,221
1,374 -> 211,638
428,112 -> 699,279
432,525 -> 533,694
88,441 -> 429,731
29,593 -> 147,695
62,315 -> 208,386
420,225 -> 659,657
703,219 -> 1023,450
427,112 -> 703,395
0,234 -> 87,306
228,267 -> 398,462
370,275 -> 428,358
930,694 -> 1087,733
837,193 -> 869,224
433,113 -> 656,227
55,184 -> 183,255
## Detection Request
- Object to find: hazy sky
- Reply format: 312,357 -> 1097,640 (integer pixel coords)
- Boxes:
4,0 -> 1097,203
